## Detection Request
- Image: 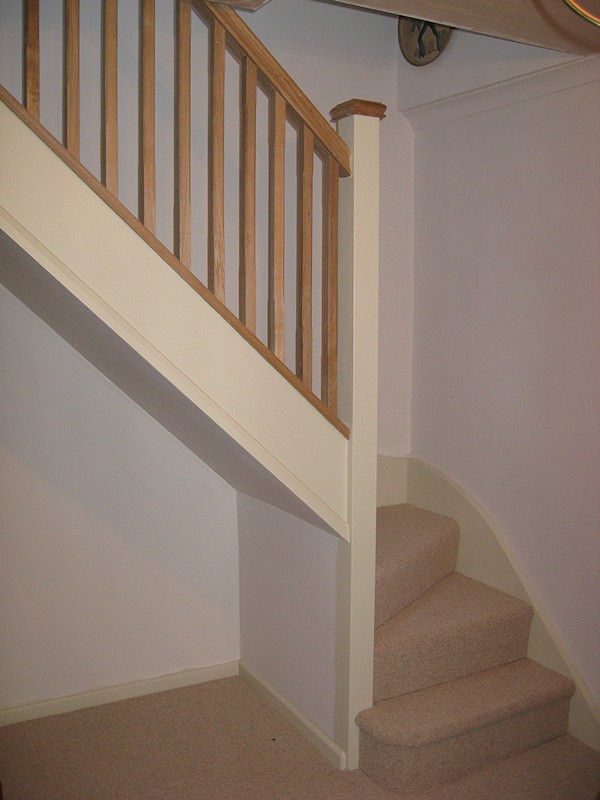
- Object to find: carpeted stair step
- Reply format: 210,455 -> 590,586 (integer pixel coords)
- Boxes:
375,504 -> 459,628
392,735 -> 600,800
374,572 -> 533,702
356,658 -> 575,792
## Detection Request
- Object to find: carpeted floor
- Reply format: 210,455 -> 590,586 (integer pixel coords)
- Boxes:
0,676 -> 598,799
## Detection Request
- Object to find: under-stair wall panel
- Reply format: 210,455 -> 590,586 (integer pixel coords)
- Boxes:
0,283 -> 240,710
237,493 -> 339,742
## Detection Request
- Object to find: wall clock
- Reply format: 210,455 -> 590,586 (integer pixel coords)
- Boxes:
398,16 -> 453,66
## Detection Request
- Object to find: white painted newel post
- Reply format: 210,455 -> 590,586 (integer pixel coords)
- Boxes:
331,99 -> 386,770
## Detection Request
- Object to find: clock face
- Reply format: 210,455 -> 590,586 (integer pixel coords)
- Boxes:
398,17 -> 453,66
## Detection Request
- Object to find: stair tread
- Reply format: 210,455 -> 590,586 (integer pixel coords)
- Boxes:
376,504 -> 459,627
376,504 -> 458,569
385,735 -> 600,800
377,572 -> 532,641
374,573 -> 533,700
358,659 -> 575,747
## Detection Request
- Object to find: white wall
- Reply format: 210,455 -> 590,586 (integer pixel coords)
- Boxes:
0,283 -> 240,708
237,492 -> 339,738
411,58 -> 600,703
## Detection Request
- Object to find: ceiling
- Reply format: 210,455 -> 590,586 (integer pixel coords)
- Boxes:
215,0 -> 600,55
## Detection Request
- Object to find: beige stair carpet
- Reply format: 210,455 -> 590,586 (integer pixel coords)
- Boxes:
374,572 -> 533,701
359,658 -> 574,791
358,504 -> 599,796
375,504 -> 459,628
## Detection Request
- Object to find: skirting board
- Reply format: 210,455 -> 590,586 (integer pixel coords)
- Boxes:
0,661 -> 239,727
239,659 -> 346,770
376,456 -> 408,506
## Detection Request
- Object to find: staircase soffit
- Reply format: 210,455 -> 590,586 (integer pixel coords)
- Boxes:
297,0 -> 600,55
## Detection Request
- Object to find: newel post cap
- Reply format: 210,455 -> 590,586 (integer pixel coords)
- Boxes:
330,99 -> 387,123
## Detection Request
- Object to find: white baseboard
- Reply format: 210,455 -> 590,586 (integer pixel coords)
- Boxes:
0,660 -> 239,727
376,456 -> 408,506
239,660 -> 346,770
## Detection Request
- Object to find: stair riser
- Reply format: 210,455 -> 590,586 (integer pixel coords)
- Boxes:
359,698 -> 571,792
374,613 -> 532,702
375,535 -> 458,628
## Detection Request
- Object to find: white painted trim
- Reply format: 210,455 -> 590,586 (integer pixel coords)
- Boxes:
406,457 -> 600,751
239,660 -> 346,770
335,110 -> 382,770
377,455 -> 408,506
0,661 -> 239,727
404,54 -> 600,130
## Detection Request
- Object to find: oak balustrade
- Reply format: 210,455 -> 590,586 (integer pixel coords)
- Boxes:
7,0 -> 351,435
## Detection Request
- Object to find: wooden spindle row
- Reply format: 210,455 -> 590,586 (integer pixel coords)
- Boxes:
23,0 -> 119,200
18,0 -> 343,418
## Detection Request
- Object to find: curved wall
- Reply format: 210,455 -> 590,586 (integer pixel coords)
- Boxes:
411,58 -> 600,709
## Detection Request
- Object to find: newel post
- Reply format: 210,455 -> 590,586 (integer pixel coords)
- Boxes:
331,99 -> 386,770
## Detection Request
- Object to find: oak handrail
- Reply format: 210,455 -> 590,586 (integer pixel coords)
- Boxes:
8,0 -> 351,436
197,1 -> 351,177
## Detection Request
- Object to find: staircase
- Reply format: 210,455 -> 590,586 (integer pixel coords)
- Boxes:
357,504 -> 600,798
0,0 -> 384,764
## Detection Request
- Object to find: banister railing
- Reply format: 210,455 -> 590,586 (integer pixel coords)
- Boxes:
2,0 -> 351,436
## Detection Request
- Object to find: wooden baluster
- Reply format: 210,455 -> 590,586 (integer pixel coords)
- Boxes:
140,0 -> 156,233
24,0 -> 40,119
102,0 -> 118,195
239,57 -> 257,333
64,0 -> 80,158
322,153 -> 339,412
268,90 -> 285,360
296,124 -> 313,388
175,0 -> 191,267
208,19 -> 226,301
